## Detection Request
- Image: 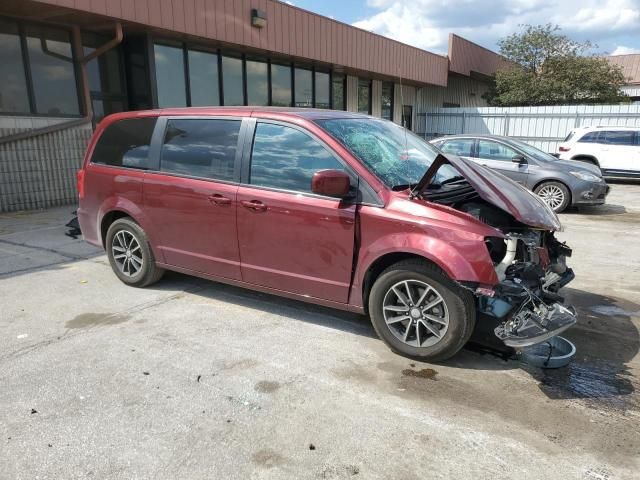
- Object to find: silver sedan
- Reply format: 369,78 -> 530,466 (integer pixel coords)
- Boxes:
430,135 -> 609,212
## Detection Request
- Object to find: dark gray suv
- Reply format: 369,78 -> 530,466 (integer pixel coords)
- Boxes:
430,135 -> 610,212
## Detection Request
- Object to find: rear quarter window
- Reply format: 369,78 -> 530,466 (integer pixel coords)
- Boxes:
90,117 -> 157,169
577,131 -> 601,144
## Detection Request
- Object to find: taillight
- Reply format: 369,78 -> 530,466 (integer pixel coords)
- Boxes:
77,170 -> 85,200
558,146 -> 570,152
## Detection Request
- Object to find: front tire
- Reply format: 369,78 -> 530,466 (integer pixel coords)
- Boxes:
105,218 -> 164,288
534,181 -> 571,213
368,260 -> 475,361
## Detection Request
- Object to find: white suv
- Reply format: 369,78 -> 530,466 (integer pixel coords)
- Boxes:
557,126 -> 640,178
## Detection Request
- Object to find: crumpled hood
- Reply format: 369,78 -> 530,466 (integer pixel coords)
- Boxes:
414,154 -> 562,231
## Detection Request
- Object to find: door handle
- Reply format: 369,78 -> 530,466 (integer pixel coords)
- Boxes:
241,200 -> 268,212
208,194 -> 232,205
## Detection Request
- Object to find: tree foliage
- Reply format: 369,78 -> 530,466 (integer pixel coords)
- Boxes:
485,24 -> 627,106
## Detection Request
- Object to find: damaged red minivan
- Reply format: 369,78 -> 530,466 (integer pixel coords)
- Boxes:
77,108 -> 576,360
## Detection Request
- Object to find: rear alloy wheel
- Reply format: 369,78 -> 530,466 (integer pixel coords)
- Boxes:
534,181 -> 570,213
368,260 -> 475,361
106,218 -> 164,288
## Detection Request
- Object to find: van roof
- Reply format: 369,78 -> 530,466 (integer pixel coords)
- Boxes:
108,106 -> 372,121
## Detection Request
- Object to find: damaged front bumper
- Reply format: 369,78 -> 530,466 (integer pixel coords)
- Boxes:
477,233 -> 577,350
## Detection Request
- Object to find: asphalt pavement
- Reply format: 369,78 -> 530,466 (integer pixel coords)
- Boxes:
1,184 -> 639,479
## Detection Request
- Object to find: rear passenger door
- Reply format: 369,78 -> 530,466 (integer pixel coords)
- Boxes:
599,130 -> 637,174
143,117 -> 244,280
475,139 -> 529,185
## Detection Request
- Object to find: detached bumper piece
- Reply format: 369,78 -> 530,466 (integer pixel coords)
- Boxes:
65,211 -> 82,239
478,267 -> 577,350
494,302 -> 576,348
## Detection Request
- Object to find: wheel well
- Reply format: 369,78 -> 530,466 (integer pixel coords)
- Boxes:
571,155 -> 599,166
532,179 -> 572,204
362,253 -> 441,310
100,210 -> 131,247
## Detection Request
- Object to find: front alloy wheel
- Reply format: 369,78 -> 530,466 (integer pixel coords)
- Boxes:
383,280 -> 449,348
368,259 -> 475,361
534,181 -> 570,212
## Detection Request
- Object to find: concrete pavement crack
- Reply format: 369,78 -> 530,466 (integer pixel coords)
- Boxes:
0,237 -> 86,261
0,285 -> 206,364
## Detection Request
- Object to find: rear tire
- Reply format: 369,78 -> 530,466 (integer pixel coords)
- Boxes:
534,181 -> 571,213
105,218 -> 164,288
368,259 -> 475,361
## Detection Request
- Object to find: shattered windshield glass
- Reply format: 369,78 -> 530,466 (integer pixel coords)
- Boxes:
316,118 -> 459,189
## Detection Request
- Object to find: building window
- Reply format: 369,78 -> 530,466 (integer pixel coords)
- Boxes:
332,73 -> 345,110
84,32 -> 127,124
315,71 -> 330,109
270,63 -> 291,106
188,49 -> 219,106
0,20 -> 30,113
358,79 -> 371,115
124,36 -> 154,111
25,24 -> 80,116
402,105 -> 413,130
294,67 -> 312,107
381,82 -> 393,121
246,59 -> 269,106
154,43 -> 187,108
222,55 -> 244,106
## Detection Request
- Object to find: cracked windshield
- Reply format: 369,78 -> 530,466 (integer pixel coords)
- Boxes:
317,118 -> 459,190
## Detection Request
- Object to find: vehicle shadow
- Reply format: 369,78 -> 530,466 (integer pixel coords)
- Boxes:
160,271 -> 376,339
441,287 -> 639,408
155,273 -> 639,406
567,204 -> 627,216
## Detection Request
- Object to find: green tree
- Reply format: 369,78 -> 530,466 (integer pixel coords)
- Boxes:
485,24 -> 627,106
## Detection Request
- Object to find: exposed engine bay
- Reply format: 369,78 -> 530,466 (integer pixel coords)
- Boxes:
420,176 -> 577,350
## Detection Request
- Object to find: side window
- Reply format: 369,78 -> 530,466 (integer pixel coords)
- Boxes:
602,131 -> 635,146
160,119 -> 241,180
477,140 -> 519,161
578,131 -> 601,143
250,123 -> 345,193
91,117 -> 157,168
440,139 -> 474,157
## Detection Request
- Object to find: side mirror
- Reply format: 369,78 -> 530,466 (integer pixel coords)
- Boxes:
311,169 -> 351,198
512,154 -> 526,164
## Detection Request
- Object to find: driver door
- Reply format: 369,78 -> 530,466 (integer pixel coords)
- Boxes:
236,120 -> 357,303
438,138 -> 475,161
475,139 -> 529,185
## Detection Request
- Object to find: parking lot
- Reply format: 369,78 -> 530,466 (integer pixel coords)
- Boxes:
1,184 -> 639,480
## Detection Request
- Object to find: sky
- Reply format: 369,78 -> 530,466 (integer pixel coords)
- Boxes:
286,0 -> 640,56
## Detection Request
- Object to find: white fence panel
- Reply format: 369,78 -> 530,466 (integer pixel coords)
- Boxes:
418,104 -> 640,152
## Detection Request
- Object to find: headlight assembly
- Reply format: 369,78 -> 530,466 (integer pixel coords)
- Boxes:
570,171 -> 601,183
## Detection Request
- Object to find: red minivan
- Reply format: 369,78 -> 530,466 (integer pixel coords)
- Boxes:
77,107 -> 577,360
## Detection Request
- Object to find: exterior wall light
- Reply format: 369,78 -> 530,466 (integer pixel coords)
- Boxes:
251,9 -> 267,28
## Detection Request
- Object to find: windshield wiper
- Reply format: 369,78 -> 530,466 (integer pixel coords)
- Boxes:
391,183 -> 418,191
440,175 -> 466,185
428,175 -> 467,189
